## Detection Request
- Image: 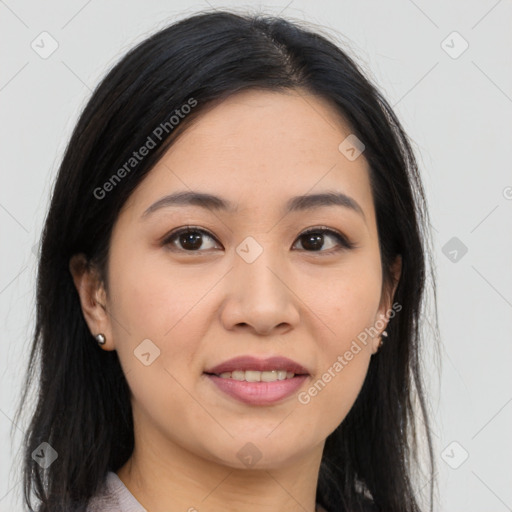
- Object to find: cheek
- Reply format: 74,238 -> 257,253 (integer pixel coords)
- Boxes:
300,349 -> 371,439
108,244 -> 211,340
105,249 -> 212,408
295,254 -> 381,429
304,251 -> 383,349
105,253 -> 231,462
106,251 -> 211,430
298,315 -> 374,437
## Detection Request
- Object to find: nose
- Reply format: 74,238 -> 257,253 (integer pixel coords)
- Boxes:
219,248 -> 300,337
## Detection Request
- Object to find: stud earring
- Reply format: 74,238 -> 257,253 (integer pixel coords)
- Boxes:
95,333 -> 106,345
378,330 -> 388,349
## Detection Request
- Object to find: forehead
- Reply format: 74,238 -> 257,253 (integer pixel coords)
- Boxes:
122,88 -> 375,222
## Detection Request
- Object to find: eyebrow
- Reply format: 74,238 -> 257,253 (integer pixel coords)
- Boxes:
141,190 -> 365,221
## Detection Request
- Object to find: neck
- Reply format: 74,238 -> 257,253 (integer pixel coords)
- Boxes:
116,433 -> 325,512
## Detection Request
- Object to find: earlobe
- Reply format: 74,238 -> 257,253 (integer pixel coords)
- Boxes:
69,253 -> 113,349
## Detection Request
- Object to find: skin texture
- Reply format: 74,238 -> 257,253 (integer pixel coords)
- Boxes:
70,88 -> 401,512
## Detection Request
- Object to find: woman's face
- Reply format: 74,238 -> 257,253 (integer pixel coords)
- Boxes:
84,88 -> 399,470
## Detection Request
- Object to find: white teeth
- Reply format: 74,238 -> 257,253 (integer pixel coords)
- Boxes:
261,370 -> 278,382
216,370 -> 297,382
245,370 -> 261,382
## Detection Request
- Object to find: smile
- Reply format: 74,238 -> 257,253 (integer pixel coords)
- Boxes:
203,355 -> 310,405
215,370 -> 296,382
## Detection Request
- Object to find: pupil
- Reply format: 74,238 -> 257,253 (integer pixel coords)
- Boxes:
181,232 -> 202,250
302,233 -> 323,251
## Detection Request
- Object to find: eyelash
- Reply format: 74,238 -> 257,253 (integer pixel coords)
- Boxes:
161,225 -> 357,255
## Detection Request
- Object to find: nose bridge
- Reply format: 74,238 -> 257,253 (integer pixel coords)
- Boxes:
220,234 -> 300,334
235,236 -> 287,303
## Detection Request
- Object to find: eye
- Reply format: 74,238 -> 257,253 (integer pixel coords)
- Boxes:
162,226 -> 356,254
292,227 -> 356,254
162,226 -> 221,253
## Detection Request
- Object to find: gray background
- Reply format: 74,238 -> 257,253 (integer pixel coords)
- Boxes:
1,0 -> 511,510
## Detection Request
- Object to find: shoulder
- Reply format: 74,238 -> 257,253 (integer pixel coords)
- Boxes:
85,472 -> 120,512
85,473 -> 119,512
86,471 -> 147,512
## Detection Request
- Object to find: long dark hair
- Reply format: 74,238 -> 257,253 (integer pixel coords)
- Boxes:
14,9 -> 439,512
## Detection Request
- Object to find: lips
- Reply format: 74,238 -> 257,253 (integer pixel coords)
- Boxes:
204,355 -> 310,405
204,355 -> 310,376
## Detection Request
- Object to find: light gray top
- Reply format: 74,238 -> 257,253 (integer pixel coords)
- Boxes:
86,471 -> 147,512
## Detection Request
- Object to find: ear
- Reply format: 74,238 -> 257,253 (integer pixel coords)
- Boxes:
372,254 -> 402,353
69,253 -> 114,351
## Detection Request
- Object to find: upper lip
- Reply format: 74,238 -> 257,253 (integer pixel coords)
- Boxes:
205,355 -> 310,375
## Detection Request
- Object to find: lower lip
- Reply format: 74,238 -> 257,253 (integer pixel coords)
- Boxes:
205,374 -> 308,405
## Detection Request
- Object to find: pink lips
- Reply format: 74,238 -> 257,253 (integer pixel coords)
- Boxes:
204,355 -> 310,405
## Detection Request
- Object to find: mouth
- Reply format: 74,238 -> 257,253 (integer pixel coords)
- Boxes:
205,369 -> 300,382
203,355 -> 310,405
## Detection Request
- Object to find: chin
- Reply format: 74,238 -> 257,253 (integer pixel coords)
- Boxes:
205,436 -> 317,471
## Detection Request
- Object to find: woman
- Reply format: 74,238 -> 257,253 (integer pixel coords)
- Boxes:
15,9 -> 438,512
